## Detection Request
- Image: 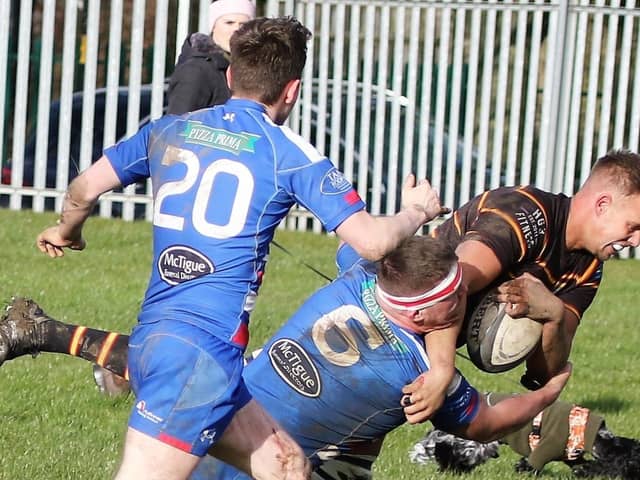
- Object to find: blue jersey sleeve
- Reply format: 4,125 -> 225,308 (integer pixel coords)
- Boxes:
284,158 -> 366,233
335,243 -> 367,275
104,121 -> 154,186
430,372 -> 481,431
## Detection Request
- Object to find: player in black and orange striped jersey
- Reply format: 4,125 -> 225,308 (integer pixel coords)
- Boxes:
403,149 -> 640,424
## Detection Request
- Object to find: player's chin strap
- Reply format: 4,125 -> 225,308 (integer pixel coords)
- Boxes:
376,262 -> 462,311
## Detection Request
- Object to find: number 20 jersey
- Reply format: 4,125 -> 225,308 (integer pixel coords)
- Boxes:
104,99 -> 365,348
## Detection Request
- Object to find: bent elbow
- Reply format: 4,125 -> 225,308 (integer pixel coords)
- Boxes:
351,237 -> 387,261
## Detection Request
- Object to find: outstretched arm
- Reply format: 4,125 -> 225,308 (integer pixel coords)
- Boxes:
452,363 -> 572,443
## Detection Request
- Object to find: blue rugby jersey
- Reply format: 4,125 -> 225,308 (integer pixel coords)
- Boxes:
243,244 -> 481,464
104,99 -> 365,347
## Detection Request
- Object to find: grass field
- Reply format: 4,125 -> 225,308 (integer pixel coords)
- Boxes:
0,208 -> 638,479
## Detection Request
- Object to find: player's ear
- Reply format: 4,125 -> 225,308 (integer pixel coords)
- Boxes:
225,66 -> 232,88
595,192 -> 612,216
283,79 -> 301,105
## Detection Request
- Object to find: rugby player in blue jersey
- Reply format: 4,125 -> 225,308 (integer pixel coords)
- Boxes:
34,16 -> 448,480
2,236 -> 570,479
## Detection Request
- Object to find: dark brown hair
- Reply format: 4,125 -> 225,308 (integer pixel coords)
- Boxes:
376,236 -> 458,297
229,16 -> 311,105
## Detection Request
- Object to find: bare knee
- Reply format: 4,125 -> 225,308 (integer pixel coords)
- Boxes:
210,400 -> 310,480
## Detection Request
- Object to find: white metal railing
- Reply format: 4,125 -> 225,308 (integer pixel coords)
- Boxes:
1,0 -> 638,259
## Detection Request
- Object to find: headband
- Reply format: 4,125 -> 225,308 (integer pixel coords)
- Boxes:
376,262 -> 462,311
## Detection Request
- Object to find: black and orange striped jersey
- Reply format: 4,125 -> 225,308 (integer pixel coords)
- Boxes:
433,185 -> 603,323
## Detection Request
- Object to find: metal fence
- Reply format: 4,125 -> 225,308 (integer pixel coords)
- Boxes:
1,0 -> 638,257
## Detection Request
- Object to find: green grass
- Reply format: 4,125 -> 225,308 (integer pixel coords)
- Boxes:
0,209 -> 638,479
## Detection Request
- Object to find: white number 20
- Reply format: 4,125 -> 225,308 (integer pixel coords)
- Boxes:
153,147 -> 255,238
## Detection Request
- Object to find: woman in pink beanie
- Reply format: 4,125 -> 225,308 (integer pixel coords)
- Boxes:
209,0 -> 256,52
166,0 -> 256,115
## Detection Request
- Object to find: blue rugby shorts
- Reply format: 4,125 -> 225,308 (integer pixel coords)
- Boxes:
127,319 -> 252,456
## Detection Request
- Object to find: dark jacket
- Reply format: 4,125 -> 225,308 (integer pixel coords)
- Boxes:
167,33 -> 231,115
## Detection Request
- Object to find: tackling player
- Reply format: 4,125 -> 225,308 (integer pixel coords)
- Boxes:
0,236 -> 571,479
33,17 -> 446,480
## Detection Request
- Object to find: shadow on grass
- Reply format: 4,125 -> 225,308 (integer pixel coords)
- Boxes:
578,395 -> 630,414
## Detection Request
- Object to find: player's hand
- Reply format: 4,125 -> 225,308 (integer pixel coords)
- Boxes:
400,367 -> 453,424
36,226 -> 86,258
495,273 -> 565,323
400,174 -> 450,225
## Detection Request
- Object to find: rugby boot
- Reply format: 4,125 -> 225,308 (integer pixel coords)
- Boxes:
92,364 -> 131,397
0,297 -> 49,366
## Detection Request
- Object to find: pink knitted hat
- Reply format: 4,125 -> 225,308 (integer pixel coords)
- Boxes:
208,0 -> 256,34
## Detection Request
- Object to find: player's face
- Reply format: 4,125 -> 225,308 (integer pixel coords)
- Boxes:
593,192 -> 640,261
211,14 -> 251,53
416,283 -> 468,334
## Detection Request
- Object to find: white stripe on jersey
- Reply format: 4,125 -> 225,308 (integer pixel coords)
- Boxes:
277,124 -> 326,164
395,328 -> 430,370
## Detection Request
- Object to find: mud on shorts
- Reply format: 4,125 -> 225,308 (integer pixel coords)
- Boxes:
127,319 -> 252,456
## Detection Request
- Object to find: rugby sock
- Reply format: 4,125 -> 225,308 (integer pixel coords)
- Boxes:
42,320 -> 130,379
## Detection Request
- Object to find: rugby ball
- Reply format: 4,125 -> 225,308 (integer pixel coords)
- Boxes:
466,293 -> 543,373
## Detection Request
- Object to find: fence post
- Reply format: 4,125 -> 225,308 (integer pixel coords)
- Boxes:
545,0 -> 573,193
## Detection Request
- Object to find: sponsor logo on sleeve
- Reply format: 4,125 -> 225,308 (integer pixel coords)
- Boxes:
158,246 -> 214,285
268,338 -> 321,397
320,168 -> 352,195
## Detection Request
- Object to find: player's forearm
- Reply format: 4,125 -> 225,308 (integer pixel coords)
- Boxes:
464,387 -> 563,443
336,209 -> 428,261
424,323 -> 458,375
56,175 -> 99,240
526,308 -> 573,384
57,156 -> 122,239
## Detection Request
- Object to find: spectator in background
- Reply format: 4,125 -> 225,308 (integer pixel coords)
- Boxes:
167,0 -> 256,115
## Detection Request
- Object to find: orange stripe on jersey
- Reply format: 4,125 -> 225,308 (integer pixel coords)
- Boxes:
123,367 -> 129,381
481,207 -> 527,261
533,259 -> 557,285
477,191 -> 490,210
575,258 -> 601,284
69,326 -> 88,356
97,332 -> 119,367
453,210 -> 462,236
553,258 -> 601,291
564,303 -> 581,321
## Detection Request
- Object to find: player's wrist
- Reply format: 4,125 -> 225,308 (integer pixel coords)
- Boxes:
398,205 -> 428,228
